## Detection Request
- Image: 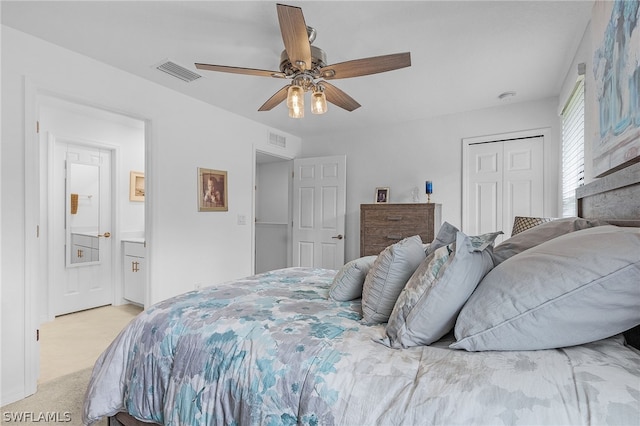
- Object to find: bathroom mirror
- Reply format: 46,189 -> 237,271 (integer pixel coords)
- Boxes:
67,161 -> 102,266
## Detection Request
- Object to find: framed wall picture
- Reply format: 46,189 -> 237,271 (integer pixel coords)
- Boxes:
129,171 -> 145,202
375,187 -> 389,203
591,0 -> 640,177
198,168 -> 228,211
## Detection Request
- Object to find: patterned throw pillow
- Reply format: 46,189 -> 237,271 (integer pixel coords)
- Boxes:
511,216 -> 556,236
380,230 -> 502,348
425,222 -> 459,256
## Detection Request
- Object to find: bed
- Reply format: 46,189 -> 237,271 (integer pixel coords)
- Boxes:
83,164 -> 640,426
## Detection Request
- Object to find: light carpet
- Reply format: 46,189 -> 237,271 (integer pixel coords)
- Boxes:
1,368 -> 108,426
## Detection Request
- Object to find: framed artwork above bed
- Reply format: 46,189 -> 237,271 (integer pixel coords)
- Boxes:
591,0 -> 640,177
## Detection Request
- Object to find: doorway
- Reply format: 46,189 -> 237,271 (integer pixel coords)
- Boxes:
254,151 -> 292,273
38,94 -> 146,321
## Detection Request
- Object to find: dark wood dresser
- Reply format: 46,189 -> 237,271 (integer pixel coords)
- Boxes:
360,203 -> 442,256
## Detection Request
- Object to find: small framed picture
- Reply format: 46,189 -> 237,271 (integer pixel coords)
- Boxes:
375,187 -> 389,203
129,171 -> 145,202
198,168 -> 228,212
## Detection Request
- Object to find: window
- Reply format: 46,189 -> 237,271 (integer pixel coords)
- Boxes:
561,77 -> 585,217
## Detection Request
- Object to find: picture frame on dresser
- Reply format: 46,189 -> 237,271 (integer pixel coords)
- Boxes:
375,187 -> 389,203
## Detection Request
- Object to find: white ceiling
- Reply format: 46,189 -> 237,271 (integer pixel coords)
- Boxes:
1,1 -> 593,139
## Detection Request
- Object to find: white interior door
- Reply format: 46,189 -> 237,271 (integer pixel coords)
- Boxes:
52,136 -> 113,315
465,136 -> 544,240
292,155 -> 346,269
502,137 -> 545,235
466,141 -> 503,237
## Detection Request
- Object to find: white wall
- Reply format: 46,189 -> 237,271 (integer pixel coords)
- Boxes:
1,26 -> 301,405
302,98 -> 562,262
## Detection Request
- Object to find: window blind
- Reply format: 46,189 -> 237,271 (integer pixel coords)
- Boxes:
561,77 -> 585,217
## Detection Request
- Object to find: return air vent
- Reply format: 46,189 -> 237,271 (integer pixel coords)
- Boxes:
155,60 -> 202,82
268,132 -> 287,148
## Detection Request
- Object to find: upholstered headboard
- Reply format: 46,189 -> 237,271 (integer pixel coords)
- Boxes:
576,161 -> 640,349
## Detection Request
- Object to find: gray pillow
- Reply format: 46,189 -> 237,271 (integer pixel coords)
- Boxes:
381,230 -> 501,348
361,235 -> 426,324
328,256 -> 378,301
425,221 -> 459,256
452,225 -> 640,351
491,217 -> 605,265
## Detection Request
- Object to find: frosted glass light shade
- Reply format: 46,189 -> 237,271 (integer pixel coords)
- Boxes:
287,85 -> 304,109
289,105 -> 304,118
311,91 -> 327,114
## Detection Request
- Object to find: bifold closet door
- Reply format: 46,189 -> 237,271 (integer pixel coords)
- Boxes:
466,136 -> 544,241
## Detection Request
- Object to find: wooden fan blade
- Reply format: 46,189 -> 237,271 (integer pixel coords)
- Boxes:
195,63 -> 286,78
319,52 -> 411,80
258,86 -> 290,111
276,4 -> 312,71
321,82 -> 361,112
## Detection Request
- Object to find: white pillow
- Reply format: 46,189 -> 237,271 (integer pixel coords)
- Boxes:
328,256 -> 377,301
361,235 -> 426,324
381,231 -> 500,348
452,225 -> 640,351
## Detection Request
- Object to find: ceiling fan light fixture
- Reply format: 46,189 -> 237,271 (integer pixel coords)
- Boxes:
289,104 -> 304,119
311,90 -> 327,114
287,84 -> 304,109
196,4 -> 410,117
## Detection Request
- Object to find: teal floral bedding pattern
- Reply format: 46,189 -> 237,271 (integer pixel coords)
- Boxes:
83,267 -> 640,425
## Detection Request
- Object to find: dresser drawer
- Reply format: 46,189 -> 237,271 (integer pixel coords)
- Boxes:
360,203 -> 441,257
362,207 -> 426,225
361,227 -> 426,256
362,225 -> 428,241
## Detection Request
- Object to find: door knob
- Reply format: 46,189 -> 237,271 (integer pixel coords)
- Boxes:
99,232 -> 111,238
332,234 -> 344,240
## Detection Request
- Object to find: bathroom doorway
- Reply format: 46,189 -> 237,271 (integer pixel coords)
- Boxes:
38,94 -> 146,320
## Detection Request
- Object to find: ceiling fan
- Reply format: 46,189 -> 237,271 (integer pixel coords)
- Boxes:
195,3 -> 411,117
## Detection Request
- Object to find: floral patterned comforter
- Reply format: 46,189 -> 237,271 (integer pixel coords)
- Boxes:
83,267 -> 640,425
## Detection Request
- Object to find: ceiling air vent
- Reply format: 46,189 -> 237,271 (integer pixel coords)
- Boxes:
268,132 -> 287,148
155,60 -> 202,82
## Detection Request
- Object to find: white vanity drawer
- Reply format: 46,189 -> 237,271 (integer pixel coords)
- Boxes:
123,241 -> 145,305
